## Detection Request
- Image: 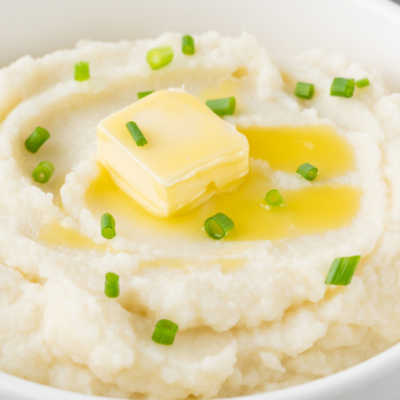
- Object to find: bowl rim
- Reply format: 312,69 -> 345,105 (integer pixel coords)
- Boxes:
1,341 -> 400,400
1,0 -> 400,399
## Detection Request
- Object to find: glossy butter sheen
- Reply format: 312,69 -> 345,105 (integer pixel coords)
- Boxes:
241,124 -> 355,178
38,222 -> 109,250
97,90 -> 249,217
87,125 -> 361,242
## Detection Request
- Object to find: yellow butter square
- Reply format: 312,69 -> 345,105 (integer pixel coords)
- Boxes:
97,90 -> 249,217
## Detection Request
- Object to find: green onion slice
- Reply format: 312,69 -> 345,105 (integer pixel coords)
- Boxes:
265,189 -> 283,207
205,97 -> 236,116
325,255 -> 361,286
182,35 -> 195,55
138,91 -> 155,100
204,213 -> 234,240
355,78 -> 370,88
74,61 -> 90,81
25,127 -> 50,153
296,163 -> 318,181
126,121 -> 147,146
105,272 -> 120,298
330,78 -> 355,98
32,161 -> 55,184
146,46 -> 174,70
101,213 -> 116,239
295,82 -> 314,99
152,319 -> 178,345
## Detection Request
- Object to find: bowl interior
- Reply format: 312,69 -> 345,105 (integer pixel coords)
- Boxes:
1,0 -> 400,399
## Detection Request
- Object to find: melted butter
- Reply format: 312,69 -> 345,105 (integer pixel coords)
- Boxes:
34,124 -> 360,244
38,222 -> 108,251
98,90 -> 249,217
59,201 -> 65,213
232,66 -> 249,79
86,122 -> 362,242
280,71 -> 295,85
240,125 -> 355,179
137,257 -> 246,272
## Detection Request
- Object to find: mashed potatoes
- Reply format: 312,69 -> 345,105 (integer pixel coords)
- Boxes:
0,31 -> 399,399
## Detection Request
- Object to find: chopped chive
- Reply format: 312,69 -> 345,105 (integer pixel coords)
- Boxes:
152,319 -> 178,345
32,161 -> 55,184
138,91 -> 154,100
146,46 -> 174,70
126,121 -> 147,146
101,213 -> 116,239
265,189 -> 283,207
355,78 -> 370,88
330,78 -> 355,98
205,97 -> 236,116
105,272 -> 119,298
25,127 -> 50,153
204,213 -> 234,240
295,82 -> 314,99
182,35 -> 195,55
325,255 -> 361,286
296,163 -> 318,181
74,61 -> 90,81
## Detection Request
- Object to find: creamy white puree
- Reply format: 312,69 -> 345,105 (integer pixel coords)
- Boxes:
0,32 -> 398,399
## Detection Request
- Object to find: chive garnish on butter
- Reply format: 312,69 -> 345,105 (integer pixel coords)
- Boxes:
296,163 -> 318,181
126,121 -> 147,147
204,213 -> 235,240
265,189 -> 283,207
138,91 -> 155,100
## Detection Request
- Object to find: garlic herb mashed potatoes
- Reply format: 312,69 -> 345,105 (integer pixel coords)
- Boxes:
0,32 -> 399,398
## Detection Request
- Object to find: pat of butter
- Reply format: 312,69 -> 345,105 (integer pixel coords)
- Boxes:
97,90 -> 249,217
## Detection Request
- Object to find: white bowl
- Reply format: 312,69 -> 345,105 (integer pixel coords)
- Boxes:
1,0 -> 400,399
